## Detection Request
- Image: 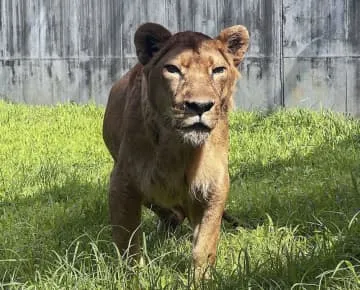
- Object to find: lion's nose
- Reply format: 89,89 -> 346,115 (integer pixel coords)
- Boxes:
184,101 -> 214,115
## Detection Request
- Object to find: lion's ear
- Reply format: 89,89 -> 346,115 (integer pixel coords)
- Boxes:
134,23 -> 172,65
217,25 -> 249,67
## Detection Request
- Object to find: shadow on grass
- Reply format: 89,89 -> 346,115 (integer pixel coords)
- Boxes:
0,179 -> 108,281
228,133 -> 360,227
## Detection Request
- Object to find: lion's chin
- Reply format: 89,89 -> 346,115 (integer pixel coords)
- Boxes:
178,123 -> 212,147
181,130 -> 210,147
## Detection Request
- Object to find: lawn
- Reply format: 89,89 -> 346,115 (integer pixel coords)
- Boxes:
1,100 -> 360,289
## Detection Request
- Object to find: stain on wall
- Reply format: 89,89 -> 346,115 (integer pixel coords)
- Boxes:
0,0 -> 359,114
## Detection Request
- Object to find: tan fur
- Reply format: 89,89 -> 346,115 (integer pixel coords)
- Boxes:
103,23 -> 249,278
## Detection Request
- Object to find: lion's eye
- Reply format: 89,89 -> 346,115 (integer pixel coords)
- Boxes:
212,66 -> 226,74
164,64 -> 181,74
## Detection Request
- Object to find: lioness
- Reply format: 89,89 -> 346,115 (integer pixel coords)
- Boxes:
103,23 -> 249,277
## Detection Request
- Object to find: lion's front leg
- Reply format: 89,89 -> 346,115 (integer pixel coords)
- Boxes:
188,194 -> 227,279
109,164 -> 142,261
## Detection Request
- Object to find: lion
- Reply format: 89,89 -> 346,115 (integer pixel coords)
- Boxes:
103,22 -> 249,278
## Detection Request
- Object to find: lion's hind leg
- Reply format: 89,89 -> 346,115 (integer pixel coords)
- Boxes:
144,202 -> 185,232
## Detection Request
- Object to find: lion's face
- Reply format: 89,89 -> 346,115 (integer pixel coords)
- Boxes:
147,42 -> 238,146
135,24 -> 249,146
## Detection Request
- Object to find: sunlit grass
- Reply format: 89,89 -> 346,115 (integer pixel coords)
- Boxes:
1,101 -> 360,289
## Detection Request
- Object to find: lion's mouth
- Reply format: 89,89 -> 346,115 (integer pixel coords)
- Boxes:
182,122 -> 211,132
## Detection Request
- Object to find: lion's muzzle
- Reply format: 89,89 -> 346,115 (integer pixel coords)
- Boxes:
178,114 -> 214,146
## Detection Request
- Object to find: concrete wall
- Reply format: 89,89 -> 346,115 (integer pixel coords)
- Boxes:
0,0 -> 359,114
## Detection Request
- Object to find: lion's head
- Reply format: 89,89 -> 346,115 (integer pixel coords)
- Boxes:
135,23 -> 249,146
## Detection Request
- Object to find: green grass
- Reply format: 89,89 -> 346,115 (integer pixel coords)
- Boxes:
1,100 -> 360,289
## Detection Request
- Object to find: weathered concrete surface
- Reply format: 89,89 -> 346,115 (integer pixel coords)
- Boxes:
0,0 -> 359,114
283,0 -> 360,114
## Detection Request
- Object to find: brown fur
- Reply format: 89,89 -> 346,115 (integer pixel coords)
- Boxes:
103,23 -> 249,277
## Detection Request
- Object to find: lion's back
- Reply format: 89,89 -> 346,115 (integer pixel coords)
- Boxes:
103,64 -> 143,160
